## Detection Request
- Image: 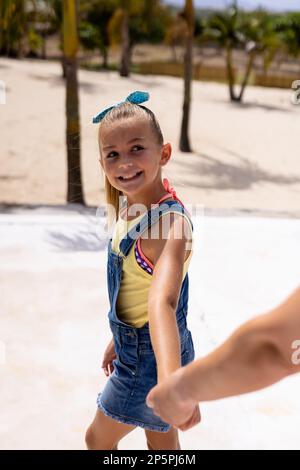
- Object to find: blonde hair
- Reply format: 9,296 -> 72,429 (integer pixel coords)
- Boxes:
98,101 -> 164,228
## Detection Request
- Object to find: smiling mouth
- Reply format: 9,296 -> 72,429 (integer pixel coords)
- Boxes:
118,171 -> 143,182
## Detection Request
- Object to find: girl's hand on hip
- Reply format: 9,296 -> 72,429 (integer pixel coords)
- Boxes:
101,337 -> 117,377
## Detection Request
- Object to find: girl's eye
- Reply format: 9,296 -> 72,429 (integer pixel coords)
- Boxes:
106,151 -> 117,159
106,146 -> 144,159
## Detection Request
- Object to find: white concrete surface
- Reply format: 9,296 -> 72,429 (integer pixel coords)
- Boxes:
0,206 -> 299,450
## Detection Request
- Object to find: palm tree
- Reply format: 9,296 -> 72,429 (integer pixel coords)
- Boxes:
207,4 -> 280,102
108,0 -> 169,77
179,0 -> 195,152
206,3 -> 240,101
47,0 -> 67,76
63,0 -> 85,204
119,0 -> 130,76
107,0 -> 133,77
106,0 -> 132,76
79,0 -> 117,69
238,11 -> 280,102
164,20 -> 187,62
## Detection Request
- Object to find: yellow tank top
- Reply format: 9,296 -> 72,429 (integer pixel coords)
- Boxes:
111,205 -> 193,328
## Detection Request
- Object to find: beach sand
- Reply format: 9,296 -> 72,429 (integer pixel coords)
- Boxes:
1,57 -> 299,216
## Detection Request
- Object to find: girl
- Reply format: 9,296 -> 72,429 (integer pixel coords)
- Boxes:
85,91 -> 200,450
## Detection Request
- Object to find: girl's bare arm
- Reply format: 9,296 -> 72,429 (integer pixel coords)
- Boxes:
147,213 -> 191,382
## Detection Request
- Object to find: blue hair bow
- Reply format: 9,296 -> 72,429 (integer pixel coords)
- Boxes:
92,91 -> 150,124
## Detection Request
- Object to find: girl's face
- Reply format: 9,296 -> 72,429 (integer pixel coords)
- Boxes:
98,117 -> 171,196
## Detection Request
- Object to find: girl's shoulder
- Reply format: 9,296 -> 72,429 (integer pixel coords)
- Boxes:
152,197 -> 193,239
139,199 -> 193,266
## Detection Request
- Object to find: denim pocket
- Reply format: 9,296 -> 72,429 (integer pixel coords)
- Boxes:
118,333 -> 139,368
113,333 -> 122,358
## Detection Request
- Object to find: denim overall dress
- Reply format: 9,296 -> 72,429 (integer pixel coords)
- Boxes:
96,199 -> 195,432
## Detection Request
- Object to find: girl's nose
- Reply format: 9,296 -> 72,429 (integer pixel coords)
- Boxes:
118,162 -> 134,170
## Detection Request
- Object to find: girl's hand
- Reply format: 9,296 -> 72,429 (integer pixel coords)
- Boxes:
101,337 -> 117,377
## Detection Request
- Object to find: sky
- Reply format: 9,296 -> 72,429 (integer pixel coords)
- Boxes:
163,0 -> 300,12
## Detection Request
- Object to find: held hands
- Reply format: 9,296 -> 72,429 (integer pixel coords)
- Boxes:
101,337 -> 117,377
146,367 -> 201,431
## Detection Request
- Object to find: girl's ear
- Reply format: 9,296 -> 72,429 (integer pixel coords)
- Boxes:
160,143 -> 172,167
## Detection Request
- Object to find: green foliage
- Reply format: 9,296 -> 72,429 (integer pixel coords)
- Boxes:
47,0 -> 63,31
205,4 -> 242,48
202,3 -> 285,101
27,27 -> 43,56
79,0 -> 117,47
1,0 -> 299,67
164,18 -> 188,49
274,12 -> 300,58
107,0 -> 172,48
0,0 -> 26,55
239,10 -> 281,71
0,0 -> 57,57
79,20 -> 103,51
129,1 -> 171,46
204,4 -> 285,71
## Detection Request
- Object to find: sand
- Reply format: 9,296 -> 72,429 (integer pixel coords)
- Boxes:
0,57 -> 299,216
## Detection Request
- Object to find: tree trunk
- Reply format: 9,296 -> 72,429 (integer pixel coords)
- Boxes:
102,47 -> 108,69
17,37 -> 22,58
237,51 -> 255,102
102,27 -> 110,69
180,32 -> 193,152
171,44 -> 177,62
0,24 -> 3,54
180,0 -> 195,152
226,44 -> 238,102
41,33 -> 47,60
63,0 -> 85,205
5,28 -> 11,57
62,55 -> 67,78
120,10 -> 130,77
